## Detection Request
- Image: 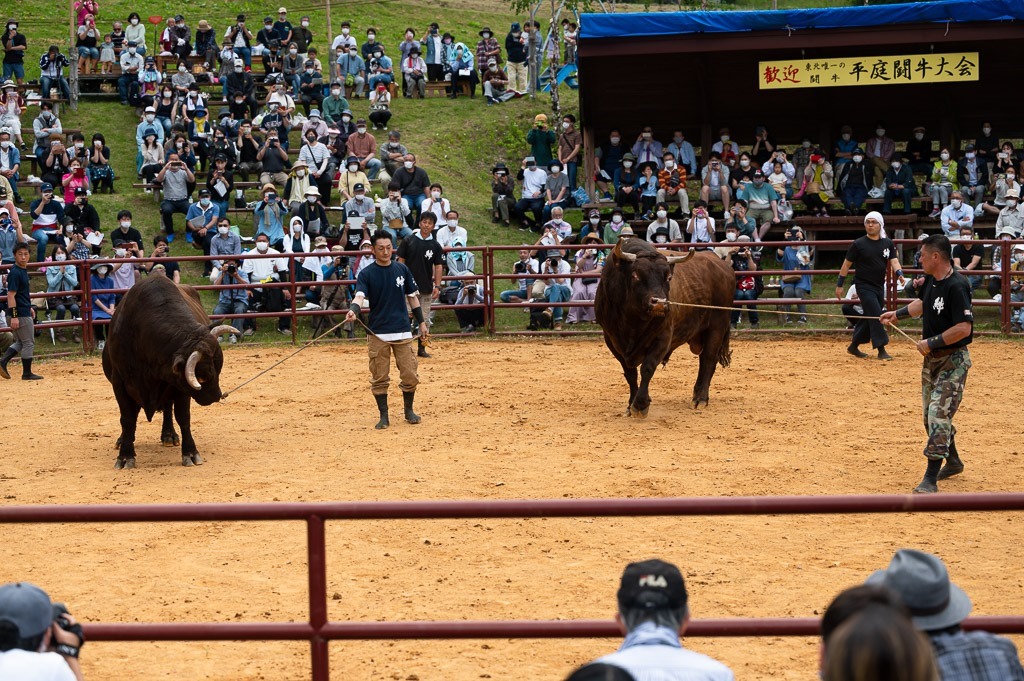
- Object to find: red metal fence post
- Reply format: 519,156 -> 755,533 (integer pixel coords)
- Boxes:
79,260 -> 94,352
307,515 -> 329,681
1000,239 -> 1011,334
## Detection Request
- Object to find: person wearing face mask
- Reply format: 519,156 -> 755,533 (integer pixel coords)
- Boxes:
630,126 -> 664,172
837,148 -> 871,216
64,187 -> 100,249
938,191 -> 974,239
207,219 -> 241,284
283,216 -> 312,290
0,127 -> 21,204
186,107 -> 214,173
166,14 -> 193,63
241,232 -> 290,335
342,182 -> 375,223
322,81 -> 353,127
504,22 -> 528,92
956,144 -> 989,206
393,154 -> 430,223
373,129 -> 405,185
367,48 -> 394,92
563,232 -> 605,325
156,153 -> 196,244
117,41 -> 144,105
226,58 -> 259,119
699,153 -> 731,215
85,256 -> 116,349
111,210 -> 143,254
994,189 -> 1024,239
833,124 -> 857,171
951,223 -> 984,292
475,27 -> 502,79
792,137 -> 818,185
601,207 -> 630,244
555,114 -> 582,190
361,28 -> 382,60
542,161 -> 569,223
666,130 -> 696,176
281,41 -> 304,94
864,122 -> 894,189
882,155 -> 917,216
491,163 -> 516,227
685,201 -> 716,249
337,155 -> 370,204
401,47 -> 428,98
38,46 -> 72,101
293,186 -> 328,236
330,19 -> 356,55
108,238 -> 141,302
296,125 -> 331,200
420,183 -> 451,229
434,210 -> 467,251
61,160 -> 89,205
282,160 -> 313,212
273,8 -> 293,47
905,126 -> 933,177
516,156 -> 548,231
974,121 -> 999,176
254,184 -> 287,250
138,56 -> 164,107
298,60 -> 324,115
345,119 -> 382,180
740,170 -> 782,240
184,189 -> 219,270
290,15 -> 312,55
256,128 -> 289,186
1006,242 -> 1024,333
708,127 -> 738,167
0,203 -> 24,265
927,148 -> 958,218
421,23 -> 445,83
594,129 -> 625,200
368,82 -> 392,131
44,244 -> 81,343
645,202 -> 683,246
655,151 -> 688,217
171,61 -> 197,99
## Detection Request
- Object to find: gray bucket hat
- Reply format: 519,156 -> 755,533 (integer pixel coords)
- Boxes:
865,549 -> 972,631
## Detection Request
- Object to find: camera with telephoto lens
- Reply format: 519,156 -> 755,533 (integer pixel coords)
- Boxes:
514,261 -> 527,274
226,264 -> 237,274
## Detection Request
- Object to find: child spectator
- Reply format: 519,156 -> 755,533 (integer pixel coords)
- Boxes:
639,164 -> 659,219
768,161 -> 789,198
99,34 -> 116,74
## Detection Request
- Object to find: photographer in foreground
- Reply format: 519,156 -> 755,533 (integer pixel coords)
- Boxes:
0,581 -> 85,680
212,259 -> 249,340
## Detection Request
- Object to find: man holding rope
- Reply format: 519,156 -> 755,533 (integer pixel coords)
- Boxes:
835,211 -> 904,361
345,229 -> 427,429
881,234 -> 973,494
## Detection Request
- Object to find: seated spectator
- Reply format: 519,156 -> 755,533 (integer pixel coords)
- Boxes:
156,154 -> 195,244
212,261 -> 248,341
0,581 -> 85,680
39,45 -> 72,101
928,148 -> 957,218
995,189 -> 1023,239
533,253 -> 571,331
602,207 -> 629,244
587,560 -> 733,680
187,107 -> 214,172
1009,244 -> 1024,333
482,59 -> 510,105
445,238 -> 475,289
0,201 -> 23,265
777,226 -> 812,325
710,127 -> 739,167
346,120 -> 382,180
750,124 -> 776,166
543,160 -> 569,222
338,46 -> 367,99
637,164 -> 659,219
28,183 -> 64,261
64,187 -> 100,251
294,186 -> 328,236
0,127 -> 21,205
343,183 -> 375,222
366,46 -> 393,90
39,136 -> 71,192
90,257 -> 116,349
139,133 -> 164,187
838,148 -> 871,215
401,47 -> 427,98
801,154 -> 834,218
792,137 -> 818,184
534,219 -> 565,262
254,184 -> 287,250
833,124 -> 857,171
421,183 -> 452,229
613,153 -> 641,215
958,144 -> 989,206
448,42 -> 478,99
299,60 -> 324,115
283,216 -> 312,285
0,83 -> 25,151
594,130 -> 626,200
226,59 -> 258,119
368,83 -> 392,131
952,224 -> 984,291
863,122 -> 895,189
137,57 -> 163,108
282,161 -> 312,211
729,235 -> 759,329
171,62 -> 197,98
241,233 -> 290,335
906,125 -> 933,176
686,201 -> 716,247
981,166 -> 1020,217
667,131 -> 697,176
631,125 -> 664,171
730,152 -> 757,194
124,13 -> 148,56
208,217 -> 241,282
339,209 -> 370,254
516,156 -> 547,230
86,133 -> 113,194
453,281 -> 484,333
167,15 -> 193,63
314,245 -> 354,339
76,15 -> 100,74
646,203 -> 683,245
281,42 -> 304,94
260,102 -> 292,151
939,191 -> 973,238
657,151 -> 689,217
566,232 -> 605,324
700,154 -> 731,214
256,128 -> 289,187
882,156 -> 916,215
763,150 -> 795,198
379,183 -> 412,242
500,247 -> 538,304
867,549 -> 1024,680
436,211 -> 467,250
994,141 -> 1019,178
186,189 -> 219,272
337,156 -> 370,204
822,603 -> 936,681
739,170 -> 781,238
491,162 -> 515,227
44,244 -> 81,343
32,103 -> 62,162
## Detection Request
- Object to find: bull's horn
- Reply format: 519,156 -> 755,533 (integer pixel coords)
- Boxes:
617,250 -> 637,262
210,325 -> 240,339
185,350 -> 202,390
665,250 -> 696,264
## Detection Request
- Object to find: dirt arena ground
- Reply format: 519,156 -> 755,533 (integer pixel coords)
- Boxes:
2,337 -> 1023,680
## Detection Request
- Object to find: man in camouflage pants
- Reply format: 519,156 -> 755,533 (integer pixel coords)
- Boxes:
882,234 -> 973,494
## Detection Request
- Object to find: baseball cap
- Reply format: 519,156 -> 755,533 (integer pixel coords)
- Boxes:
0,582 -> 54,639
617,559 -> 687,611
198,189 -> 211,197
40,182 -> 54,192
313,236 -> 328,248
753,169 -> 764,178
74,187 -> 88,196
353,183 -> 365,191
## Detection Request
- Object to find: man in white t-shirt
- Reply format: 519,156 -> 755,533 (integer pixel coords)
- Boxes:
0,582 -> 84,680
592,560 -> 734,681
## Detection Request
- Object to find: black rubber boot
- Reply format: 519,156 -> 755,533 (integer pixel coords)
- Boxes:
417,339 -> 431,358
21,358 -> 43,381
374,394 -> 389,429
847,344 -> 868,359
938,437 -> 965,480
403,391 -> 421,424
0,347 -> 16,379
914,458 -> 942,494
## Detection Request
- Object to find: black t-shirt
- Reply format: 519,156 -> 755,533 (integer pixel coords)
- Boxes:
919,271 -> 973,348
845,235 -> 896,289
3,32 -> 27,64
111,226 -> 143,250
396,233 -> 443,292
154,259 -> 180,279
7,264 -> 30,316
952,243 -> 983,270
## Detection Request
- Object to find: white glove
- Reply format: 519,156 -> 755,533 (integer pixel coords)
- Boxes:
177,39 -> 185,46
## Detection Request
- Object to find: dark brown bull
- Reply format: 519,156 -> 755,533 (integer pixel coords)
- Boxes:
595,239 -> 733,416
102,275 -> 237,468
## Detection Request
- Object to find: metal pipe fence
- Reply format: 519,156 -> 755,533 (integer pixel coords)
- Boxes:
4,493 -> 1024,680
3,238 -> 1022,353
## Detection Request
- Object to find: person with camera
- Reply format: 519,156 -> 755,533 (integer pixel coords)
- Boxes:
28,183 -> 64,262
40,136 -> 70,191
45,244 -> 81,343
315,245 -> 354,338
454,281 -> 484,334
566,232 -> 605,325
501,247 -> 538,304
646,202 -> 683,247
396,212 -> 444,358
699,153 -> 731,215
726,235 -> 760,330
0,581 -> 84,679
145,235 -> 181,283
256,129 -> 289,188
155,153 -> 195,245
0,200 -> 24,265
777,226 -> 813,325
532,253 -> 571,331
212,259 -> 249,340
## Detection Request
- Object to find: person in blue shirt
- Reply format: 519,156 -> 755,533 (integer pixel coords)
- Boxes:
833,124 -> 858,171
345,230 -> 428,430
1,242 -> 43,380
212,259 -> 249,338
254,184 -> 287,250
666,130 -> 697,176
367,47 -> 393,90
777,226 -> 813,325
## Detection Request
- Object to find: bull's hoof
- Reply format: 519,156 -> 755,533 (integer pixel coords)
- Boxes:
693,398 -> 709,409
114,457 -> 136,470
182,453 -> 204,467
161,432 -> 181,447
629,404 -> 650,419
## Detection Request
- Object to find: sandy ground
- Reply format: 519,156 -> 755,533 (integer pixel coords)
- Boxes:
1,337 -> 1023,680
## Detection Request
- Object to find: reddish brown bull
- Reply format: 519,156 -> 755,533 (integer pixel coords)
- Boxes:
595,239 -> 733,416
102,275 -> 238,468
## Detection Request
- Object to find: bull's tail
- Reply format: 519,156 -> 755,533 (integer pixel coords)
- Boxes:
717,326 -> 732,368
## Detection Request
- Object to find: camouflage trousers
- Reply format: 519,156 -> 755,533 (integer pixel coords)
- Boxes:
921,347 -> 971,460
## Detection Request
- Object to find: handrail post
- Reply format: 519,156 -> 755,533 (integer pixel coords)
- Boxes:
307,515 -> 329,681
487,247 -> 497,335
290,256 -> 298,344
80,260 -> 94,352
482,247 -> 493,336
1000,239 -> 1011,334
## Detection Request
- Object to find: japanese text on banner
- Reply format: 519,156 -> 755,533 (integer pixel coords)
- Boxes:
758,52 -> 979,89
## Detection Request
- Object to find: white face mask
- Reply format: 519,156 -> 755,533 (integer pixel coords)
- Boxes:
1007,200 -> 1018,209
611,216 -> 623,224
97,267 -> 109,275
853,155 -> 864,163
115,248 -> 127,257
302,21 -> 309,27
431,191 -> 441,200
348,164 -> 358,172
622,161 -> 633,169
739,159 -> 750,168
305,68 -> 314,74
1008,174 -> 1016,181
725,232 -> 737,242
0,141 -> 8,150
367,33 -> 375,40
951,199 -> 962,209
131,18 -> 139,25
218,226 -> 229,235
448,220 -> 458,229
55,253 -> 67,261
891,162 -> 901,170
342,28 -> 349,35
940,152 -> 950,161
720,135 -> 730,142
357,127 -> 366,134
290,48 -> 298,55
966,152 -> 976,160
296,170 -> 306,177
914,133 -> 924,141
145,114 -> 155,122
256,242 -> 269,252
589,217 -> 600,225
292,225 -> 302,233
307,195 -> 317,203
664,161 -> 674,169
983,127 -> 992,135
641,133 -> 652,141
404,161 -> 414,169
561,122 -> 570,130
120,221 -> 132,230
841,133 -> 851,141
75,142 -> 84,149
342,115 -> 351,123
802,141 -> 811,148
331,88 -> 341,96
610,136 -> 620,145
656,210 -> 667,219
200,198 -> 211,206
876,129 -> 885,137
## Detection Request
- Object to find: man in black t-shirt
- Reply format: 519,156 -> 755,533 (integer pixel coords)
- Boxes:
396,212 -> 443,358
950,224 -> 984,292
836,211 -> 904,360
882,234 -> 973,494
0,243 -> 42,380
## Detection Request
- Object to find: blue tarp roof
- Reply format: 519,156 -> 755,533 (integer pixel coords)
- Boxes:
580,0 -> 1024,40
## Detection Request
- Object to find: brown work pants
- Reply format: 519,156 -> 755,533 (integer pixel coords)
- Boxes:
368,335 -> 419,395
